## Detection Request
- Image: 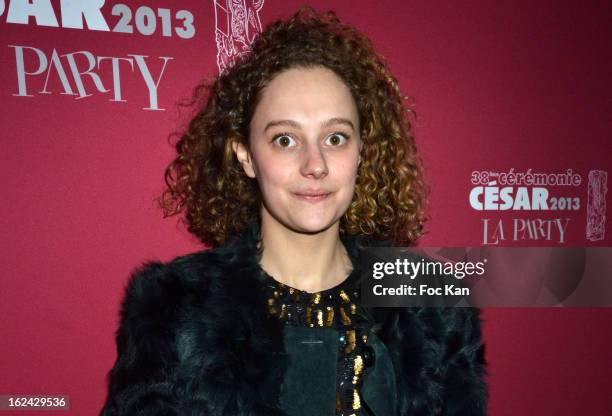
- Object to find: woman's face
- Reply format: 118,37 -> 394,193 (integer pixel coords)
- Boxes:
233,66 -> 362,234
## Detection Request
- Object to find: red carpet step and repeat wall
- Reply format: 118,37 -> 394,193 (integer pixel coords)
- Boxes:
1,1 -> 610,414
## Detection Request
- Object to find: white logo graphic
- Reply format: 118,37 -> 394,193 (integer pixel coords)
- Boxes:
213,0 -> 264,73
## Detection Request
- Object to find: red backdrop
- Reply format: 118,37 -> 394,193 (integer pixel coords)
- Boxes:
1,1 -> 610,414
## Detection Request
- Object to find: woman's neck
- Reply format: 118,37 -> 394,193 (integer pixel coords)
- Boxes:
258,214 -> 353,293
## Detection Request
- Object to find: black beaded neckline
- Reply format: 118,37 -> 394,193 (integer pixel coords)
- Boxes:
258,265 -> 368,327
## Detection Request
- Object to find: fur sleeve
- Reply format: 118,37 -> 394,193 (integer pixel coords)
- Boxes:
99,262 -> 182,415
382,307 -> 488,416
439,307 -> 488,415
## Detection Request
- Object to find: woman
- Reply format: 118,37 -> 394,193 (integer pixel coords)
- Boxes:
100,6 -> 487,416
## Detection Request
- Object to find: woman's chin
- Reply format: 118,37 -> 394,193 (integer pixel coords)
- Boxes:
287,217 -> 340,235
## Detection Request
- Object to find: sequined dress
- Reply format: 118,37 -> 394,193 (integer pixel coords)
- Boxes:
260,265 -> 376,416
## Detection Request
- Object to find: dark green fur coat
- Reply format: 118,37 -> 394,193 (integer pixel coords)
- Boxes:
100,221 -> 487,415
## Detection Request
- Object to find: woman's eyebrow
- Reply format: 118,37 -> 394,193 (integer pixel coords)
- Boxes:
323,117 -> 355,131
263,119 -> 301,133
263,117 -> 355,133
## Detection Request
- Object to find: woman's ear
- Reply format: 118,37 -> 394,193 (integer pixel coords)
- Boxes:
231,139 -> 257,178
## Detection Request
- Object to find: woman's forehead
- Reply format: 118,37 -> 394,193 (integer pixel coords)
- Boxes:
252,66 -> 359,128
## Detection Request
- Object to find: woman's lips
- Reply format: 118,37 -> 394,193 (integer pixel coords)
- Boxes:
293,192 -> 332,202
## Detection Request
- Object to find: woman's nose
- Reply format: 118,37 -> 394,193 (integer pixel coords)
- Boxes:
300,144 -> 329,179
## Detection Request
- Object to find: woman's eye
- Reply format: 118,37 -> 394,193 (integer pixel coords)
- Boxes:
324,132 -> 349,146
272,134 -> 297,148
